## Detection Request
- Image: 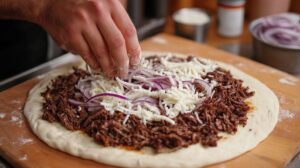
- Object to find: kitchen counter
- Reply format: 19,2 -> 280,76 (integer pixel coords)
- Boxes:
0,33 -> 300,167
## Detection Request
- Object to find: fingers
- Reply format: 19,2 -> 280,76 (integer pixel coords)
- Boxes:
83,24 -> 115,77
52,0 -> 141,78
96,13 -> 129,78
66,32 -> 99,69
111,1 -> 141,66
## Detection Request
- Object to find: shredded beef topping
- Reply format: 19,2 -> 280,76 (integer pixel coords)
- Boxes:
42,58 -> 254,152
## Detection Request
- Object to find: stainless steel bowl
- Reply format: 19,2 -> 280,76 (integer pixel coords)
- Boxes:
249,19 -> 300,75
173,8 -> 211,43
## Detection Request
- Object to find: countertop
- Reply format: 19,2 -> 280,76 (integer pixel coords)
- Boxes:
0,33 -> 299,167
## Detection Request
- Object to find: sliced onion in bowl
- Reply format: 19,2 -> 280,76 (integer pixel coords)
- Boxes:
252,13 -> 300,49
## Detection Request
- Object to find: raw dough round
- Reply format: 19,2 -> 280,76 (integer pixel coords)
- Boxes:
24,52 -> 279,168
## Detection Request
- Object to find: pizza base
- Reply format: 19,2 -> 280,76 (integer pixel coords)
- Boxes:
24,52 -> 279,168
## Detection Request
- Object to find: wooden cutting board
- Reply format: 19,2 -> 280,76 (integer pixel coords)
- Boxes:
0,33 -> 299,168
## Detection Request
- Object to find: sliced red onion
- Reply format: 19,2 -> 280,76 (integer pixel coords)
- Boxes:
127,67 -> 160,83
74,92 -> 83,97
194,79 -> 213,97
153,64 -> 164,71
79,76 -> 96,82
133,76 -> 162,90
88,106 -> 102,112
68,99 -> 102,107
151,76 -> 174,90
116,77 -> 141,90
140,69 -> 158,78
86,93 -> 129,103
182,81 -> 194,90
193,97 -> 206,110
252,13 -> 300,49
76,80 -> 93,99
168,75 -> 177,86
265,15 -> 295,28
68,99 -> 85,106
132,76 -> 152,85
74,62 -> 217,117
143,67 -> 161,74
82,89 -> 92,99
148,76 -> 168,82
262,28 -> 300,47
194,112 -> 203,124
127,68 -> 141,83
132,96 -> 158,105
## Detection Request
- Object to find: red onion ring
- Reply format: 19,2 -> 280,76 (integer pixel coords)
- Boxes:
86,93 -> 129,103
132,96 -> 158,105
194,79 -> 213,97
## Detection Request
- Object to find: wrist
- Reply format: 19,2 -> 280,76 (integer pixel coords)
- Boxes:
23,0 -> 48,24
0,0 -> 48,24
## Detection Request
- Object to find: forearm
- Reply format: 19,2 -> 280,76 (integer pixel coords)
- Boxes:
0,0 -> 46,22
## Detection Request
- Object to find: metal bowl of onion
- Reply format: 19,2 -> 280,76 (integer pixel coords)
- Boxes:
249,13 -> 300,75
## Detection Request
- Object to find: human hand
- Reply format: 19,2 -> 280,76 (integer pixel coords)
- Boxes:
38,0 -> 140,77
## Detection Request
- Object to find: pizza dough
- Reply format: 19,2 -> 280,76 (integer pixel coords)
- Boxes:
24,52 -> 279,168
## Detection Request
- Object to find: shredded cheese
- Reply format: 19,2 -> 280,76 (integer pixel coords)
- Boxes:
78,54 -> 218,124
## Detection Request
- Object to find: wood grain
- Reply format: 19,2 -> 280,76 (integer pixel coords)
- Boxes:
0,33 -> 299,168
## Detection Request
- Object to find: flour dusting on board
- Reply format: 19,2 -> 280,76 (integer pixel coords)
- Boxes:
279,76 -> 298,85
11,99 -> 21,104
151,37 -> 167,44
10,99 -> 22,111
235,63 -> 244,68
12,136 -> 34,146
10,111 -> 24,127
19,154 -> 28,161
275,91 -> 296,105
37,74 -> 46,79
18,136 -> 33,145
278,109 -> 295,122
0,113 -> 6,119
11,116 -> 19,122
258,67 -> 277,74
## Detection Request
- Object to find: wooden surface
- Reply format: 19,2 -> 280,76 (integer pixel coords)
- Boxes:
0,33 -> 300,168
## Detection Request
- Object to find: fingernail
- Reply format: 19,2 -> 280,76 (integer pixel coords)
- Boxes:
118,66 -> 128,78
131,52 -> 141,66
105,69 -> 115,78
131,57 -> 140,66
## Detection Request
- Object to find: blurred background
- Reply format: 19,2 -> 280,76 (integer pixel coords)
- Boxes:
0,0 -> 299,81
